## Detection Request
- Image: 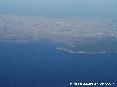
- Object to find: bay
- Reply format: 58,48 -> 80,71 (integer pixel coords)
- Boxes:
0,41 -> 117,87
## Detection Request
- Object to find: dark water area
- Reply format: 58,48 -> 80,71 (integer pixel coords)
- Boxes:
0,41 -> 117,87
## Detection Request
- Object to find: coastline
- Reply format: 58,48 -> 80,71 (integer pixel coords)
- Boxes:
56,47 -> 117,54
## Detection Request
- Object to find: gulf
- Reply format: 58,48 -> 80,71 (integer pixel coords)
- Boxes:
0,41 -> 117,87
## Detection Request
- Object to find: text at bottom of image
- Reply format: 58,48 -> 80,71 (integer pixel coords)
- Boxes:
70,83 -> 115,86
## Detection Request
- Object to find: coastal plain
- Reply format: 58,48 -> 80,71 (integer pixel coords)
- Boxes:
0,15 -> 117,53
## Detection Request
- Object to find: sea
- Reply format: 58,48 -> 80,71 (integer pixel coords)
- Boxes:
0,41 -> 117,87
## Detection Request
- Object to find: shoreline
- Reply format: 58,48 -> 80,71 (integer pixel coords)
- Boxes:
56,47 -> 117,54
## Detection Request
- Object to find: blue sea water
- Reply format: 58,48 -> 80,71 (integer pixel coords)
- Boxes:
0,41 -> 117,87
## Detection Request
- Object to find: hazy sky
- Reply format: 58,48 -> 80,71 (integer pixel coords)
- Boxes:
0,0 -> 117,17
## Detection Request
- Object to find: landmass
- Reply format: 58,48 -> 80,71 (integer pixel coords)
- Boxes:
0,15 -> 117,53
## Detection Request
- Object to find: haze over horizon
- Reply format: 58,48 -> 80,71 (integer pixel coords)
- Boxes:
0,0 -> 117,18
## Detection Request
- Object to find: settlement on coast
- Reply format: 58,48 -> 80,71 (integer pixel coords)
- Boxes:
56,47 -> 111,54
